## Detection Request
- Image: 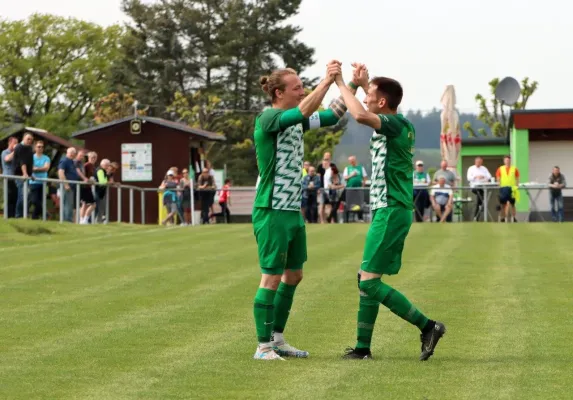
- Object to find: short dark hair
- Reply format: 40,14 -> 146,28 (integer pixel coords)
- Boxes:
504,155 -> 511,160
370,77 -> 403,110
224,178 -> 231,184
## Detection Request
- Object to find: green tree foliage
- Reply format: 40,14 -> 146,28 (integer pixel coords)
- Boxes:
303,97 -> 347,166
463,78 -> 538,138
93,92 -> 147,124
114,0 -> 317,184
0,14 -> 123,135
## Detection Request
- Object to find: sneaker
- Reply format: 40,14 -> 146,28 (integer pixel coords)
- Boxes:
272,341 -> 309,358
419,321 -> 446,361
342,347 -> 373,360
253,346 -> 285,361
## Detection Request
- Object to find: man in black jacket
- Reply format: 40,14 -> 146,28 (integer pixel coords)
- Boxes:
13,133 -> 34,218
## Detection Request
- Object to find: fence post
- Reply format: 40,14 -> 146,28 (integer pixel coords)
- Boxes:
141,190 -> 145,225
129,188 -> 134,224
105,186 -> 110,224
42,181 -> 47,221
3,177 -> 7,220
75,183 -> 81,224
59,182 -> 64,223
23,179 -> 29,219
117,186 -> 122,223
190,184 -> 195,226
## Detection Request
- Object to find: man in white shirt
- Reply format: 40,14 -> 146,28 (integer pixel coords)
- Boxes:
466,156 -> 492,221
430,176 -> 454,223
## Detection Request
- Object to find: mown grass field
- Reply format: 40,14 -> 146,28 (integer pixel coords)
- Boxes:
1,220 -> 572,399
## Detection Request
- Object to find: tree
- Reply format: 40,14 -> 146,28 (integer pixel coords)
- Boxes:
304,98 -> 347,166
166,91 -> 257,184
114,0 -> 317,183
116,0 -> 315,112
0,14 -> 124,136
93,92 -> 147,124
463,78 -> 538,137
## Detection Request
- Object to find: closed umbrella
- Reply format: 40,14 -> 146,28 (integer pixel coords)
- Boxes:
440,85 -> 461,173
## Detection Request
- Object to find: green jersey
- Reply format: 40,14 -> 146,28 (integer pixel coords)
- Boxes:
370,113 -> 415,210
253,107 -> 339,211
345,164 -> 365,187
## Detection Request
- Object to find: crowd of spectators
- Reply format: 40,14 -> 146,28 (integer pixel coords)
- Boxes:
158,160 -> 232,226
1,135 -> 119,223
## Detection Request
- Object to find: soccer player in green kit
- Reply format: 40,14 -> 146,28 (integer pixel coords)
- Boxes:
252,60 -> 359,361
336,64 -> 446,361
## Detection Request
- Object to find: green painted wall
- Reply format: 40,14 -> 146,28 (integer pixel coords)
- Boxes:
456,144 -> 509,180
511,128 -> 530,212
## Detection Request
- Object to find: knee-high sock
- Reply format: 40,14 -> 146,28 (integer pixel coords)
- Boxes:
273,282 -> 297,334
359,278 -> 429,331
254,288 -> 276,344
356,294 -> 380,349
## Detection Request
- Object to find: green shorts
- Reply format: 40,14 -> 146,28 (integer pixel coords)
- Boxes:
252,207 -> 307,275
361,207 -> 412,276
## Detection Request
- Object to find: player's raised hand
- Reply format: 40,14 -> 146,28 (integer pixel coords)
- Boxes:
351,62 -> 369,88
325,60 -> 342,84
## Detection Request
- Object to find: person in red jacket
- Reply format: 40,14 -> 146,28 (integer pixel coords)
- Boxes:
210,178 -> 232,223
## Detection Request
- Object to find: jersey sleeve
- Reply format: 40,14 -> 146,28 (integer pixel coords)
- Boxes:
302,109 -> 339,131
257,107 -> 305,135
375,114 -> 403,137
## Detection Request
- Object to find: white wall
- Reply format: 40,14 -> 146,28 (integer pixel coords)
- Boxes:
528,141 -> 573,211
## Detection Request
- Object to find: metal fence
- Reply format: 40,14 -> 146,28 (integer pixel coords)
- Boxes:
1,174 -> 569,225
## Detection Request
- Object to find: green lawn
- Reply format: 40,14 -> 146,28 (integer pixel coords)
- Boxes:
1,220 -> 572,399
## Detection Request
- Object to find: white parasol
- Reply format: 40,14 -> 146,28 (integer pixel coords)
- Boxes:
440,85 -> 461,173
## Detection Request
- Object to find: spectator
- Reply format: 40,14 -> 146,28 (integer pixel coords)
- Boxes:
549,166 -> 566,222
433,160 -> 457,187
1,136 -> 18,218
93,159 -> 115,223
170,166 -> 181,184
343,155 -> 368,188
160,170 -> 179,225
302,166 -> 321,223
80,152 -> 98,224
179,168 -> 193,225
203,160 -> 216,217
13,133 -> 34,218
413,160 -> 431,222
317,152 -> 336,224
29,140 -> 50,220
343,156 -> 367,222
467,156 -> 492,221
197,167 -> 216,224
495,155 -> 519,223
302,161 -> 310,177
430,176 -> 454,223
58,147 -> 79,222
75,150 -> 95,224
327,166 -> 345,223
211,178 -> 232,223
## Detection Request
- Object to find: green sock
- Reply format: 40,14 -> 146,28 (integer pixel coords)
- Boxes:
253,288 -> 276,343
355,295 -> 380,349
273,282 -> 297,334
359,278 -> 429,331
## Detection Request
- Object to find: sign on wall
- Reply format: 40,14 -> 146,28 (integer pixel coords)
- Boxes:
121,143 -> 152,182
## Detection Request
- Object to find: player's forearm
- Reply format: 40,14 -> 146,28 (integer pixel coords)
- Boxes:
328,83 -> 358,119
337,82 -> 369,123
298,79 -> 331,118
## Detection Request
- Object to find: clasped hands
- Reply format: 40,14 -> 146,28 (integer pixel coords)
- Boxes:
324,60 -> 369,89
